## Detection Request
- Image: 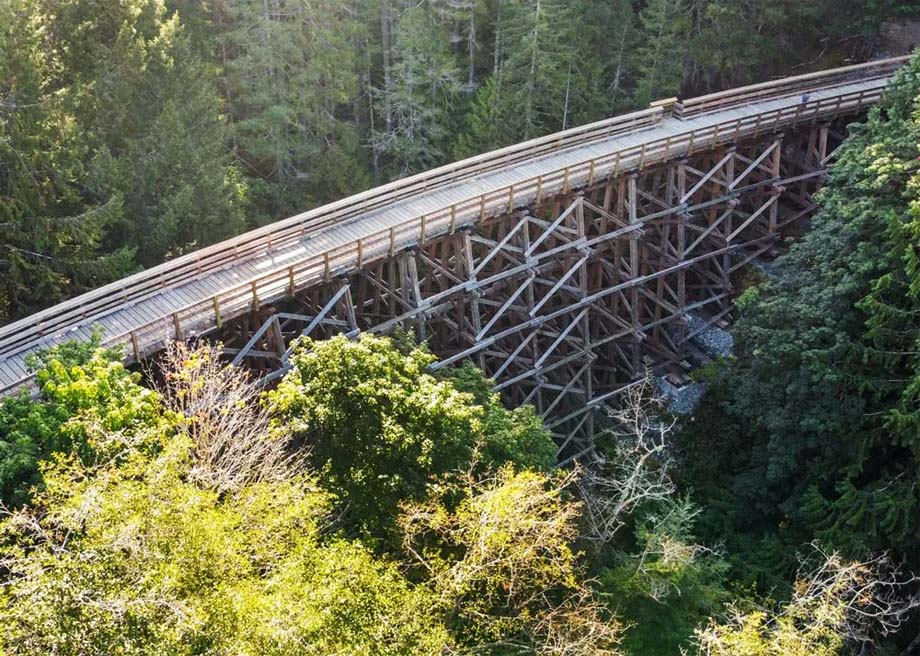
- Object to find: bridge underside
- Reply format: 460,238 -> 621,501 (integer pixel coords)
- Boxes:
212,122 -> 840,461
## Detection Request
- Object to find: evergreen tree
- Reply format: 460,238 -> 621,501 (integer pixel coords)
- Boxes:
680,52 -> 920,564
456,0 -> 616,154
0,2 -> 134,320
41,0 -> 247,265
372,0 -> 463,175
218,0 -> 367,221
633,0 -> 689,106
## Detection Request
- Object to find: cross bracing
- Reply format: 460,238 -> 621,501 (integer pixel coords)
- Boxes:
0,57 -> 908,455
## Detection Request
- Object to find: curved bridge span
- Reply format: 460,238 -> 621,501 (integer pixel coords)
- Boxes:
0,57 -> 908,456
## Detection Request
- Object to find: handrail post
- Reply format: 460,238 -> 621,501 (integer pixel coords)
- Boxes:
855,89 -> 866,114
131,332 -> 141,362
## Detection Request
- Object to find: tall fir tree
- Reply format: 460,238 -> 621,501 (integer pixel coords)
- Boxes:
216,0 -> 367,222
633,0 -> 689,106
0,1 -> 134,320
372,0 -> 463,176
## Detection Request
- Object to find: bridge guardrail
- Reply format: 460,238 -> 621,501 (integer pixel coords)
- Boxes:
0,108 -> 664,358
120,82 -> 888,367
674,56 -> 907,118
0,56 -> 908,393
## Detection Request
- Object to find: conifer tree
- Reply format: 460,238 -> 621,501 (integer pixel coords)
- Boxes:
633,0 -> 689,106
217,0 -> 365,221
0,2 -> 134,320
372,0 -> 463,175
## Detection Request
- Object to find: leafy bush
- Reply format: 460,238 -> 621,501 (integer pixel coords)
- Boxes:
269,333 -> 556,540
0,334 -> 163,506
0,432 -> 448,655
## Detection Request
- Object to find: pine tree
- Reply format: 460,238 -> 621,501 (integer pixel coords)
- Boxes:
494,0 -> 580,140
372,0 -> 463,176
218,0 -> 366,221
455,0 -> 624,156
633,0 -> 689,106
35,0 -> 248,266
0,2 -> 134,321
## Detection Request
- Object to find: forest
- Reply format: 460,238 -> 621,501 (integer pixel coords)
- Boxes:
1,0 -> 917,321
4,1 -> 920,655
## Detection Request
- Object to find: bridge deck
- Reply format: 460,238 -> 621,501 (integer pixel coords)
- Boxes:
0,58 -> 907,396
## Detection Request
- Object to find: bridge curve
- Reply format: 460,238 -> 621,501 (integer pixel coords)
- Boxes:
0,57 -> 908,411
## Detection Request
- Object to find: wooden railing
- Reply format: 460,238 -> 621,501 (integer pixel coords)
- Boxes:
674,56 -> 907,118
0,55 -> 908,394
0,107 -> 663,359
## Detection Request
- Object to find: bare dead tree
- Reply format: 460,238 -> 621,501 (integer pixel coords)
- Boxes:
796,544 -> 920,649
695,543 -> 920,656
155,341 -> 302,494
401,466 -> 624,656
575,377 -> 677,546
532,586 -> 623,656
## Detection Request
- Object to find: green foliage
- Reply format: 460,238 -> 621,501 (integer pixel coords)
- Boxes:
679,51 -> 920,590
632,0 -> 689,106
218,0 -> 367,221
269,334 -> 556,540
600,498 -> 730,655
0,334 -> 163,507
447,362 -> 556,472
0,3 -> 135,320
0,430 -> 448,655
372,0 -> 464,176
0,338 -> 623,655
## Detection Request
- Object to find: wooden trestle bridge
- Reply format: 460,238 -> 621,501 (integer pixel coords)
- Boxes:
0,57 -> 909,460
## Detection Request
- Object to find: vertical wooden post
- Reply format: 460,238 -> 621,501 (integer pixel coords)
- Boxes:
722,152 -> 735,312
406,252 -> 426,341
628,175 -> 641,374
462,232 -> 485,369
267,316 -> 285,355
341,285 -> 359,333
676,162 -> 688,352
131,332 -> 141,362
769,138 -> 782,234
